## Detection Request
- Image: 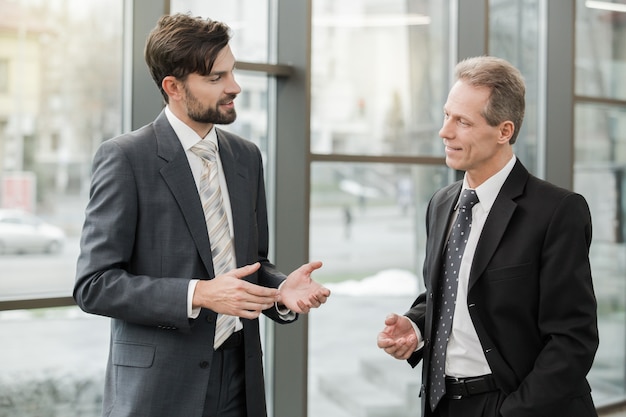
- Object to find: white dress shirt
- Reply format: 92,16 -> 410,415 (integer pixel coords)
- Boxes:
445,154 -> 517,377
164,107 -> 292,323
164,107 -> 240,326
409,155 -> 517,377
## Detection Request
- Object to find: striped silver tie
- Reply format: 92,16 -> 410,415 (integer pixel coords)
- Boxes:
191,140 -> 237,349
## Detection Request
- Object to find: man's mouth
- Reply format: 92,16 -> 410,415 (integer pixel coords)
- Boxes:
220,94 -> 237,106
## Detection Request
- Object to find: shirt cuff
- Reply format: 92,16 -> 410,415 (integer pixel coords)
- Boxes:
405,316 -> 425,352
277,281 -> 296,321
188,279 -> 201,319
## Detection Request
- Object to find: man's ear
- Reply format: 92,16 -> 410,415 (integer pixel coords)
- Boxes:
498,120 -> 515,144
162,76 -> 182,102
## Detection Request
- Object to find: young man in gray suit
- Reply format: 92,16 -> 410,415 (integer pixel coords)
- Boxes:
377,56 -> 598,417
74,13 -> 330,417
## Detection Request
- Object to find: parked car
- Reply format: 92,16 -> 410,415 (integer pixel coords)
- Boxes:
0,209 -> 66,255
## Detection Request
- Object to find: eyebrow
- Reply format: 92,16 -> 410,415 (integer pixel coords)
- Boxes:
209,63 -> 237,77
443,106 -> 471,120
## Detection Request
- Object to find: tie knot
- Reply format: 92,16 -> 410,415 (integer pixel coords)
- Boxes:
191,140 -> 218,162
459,189 -> 479,210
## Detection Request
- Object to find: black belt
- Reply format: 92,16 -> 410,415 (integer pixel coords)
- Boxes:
445,374 -> 498,399
218,330 -> 243,350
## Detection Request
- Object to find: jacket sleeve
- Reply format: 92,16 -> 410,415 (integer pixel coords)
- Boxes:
406,292 -> 428,367
73,139 -> 191,331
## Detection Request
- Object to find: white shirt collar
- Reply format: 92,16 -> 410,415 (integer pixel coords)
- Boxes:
164,106 -> 218,151
461,155 -> 517,213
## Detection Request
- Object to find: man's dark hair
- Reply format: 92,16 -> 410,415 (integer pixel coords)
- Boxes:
145,13 -> 232,103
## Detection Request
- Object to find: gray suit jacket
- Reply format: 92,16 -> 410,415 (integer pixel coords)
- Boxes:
74,110 -> 293,417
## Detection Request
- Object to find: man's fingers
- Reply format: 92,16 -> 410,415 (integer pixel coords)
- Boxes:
297,299 -> 310,313
241,294 -> 277,310
237,309 -> 263,320
301,260 -> 323,274
382,338 -> 411,360
377,334 -> 393,349
385,313 -> 399,325
241,282 -> 279,301
224,265 -> 278,300
230,262 -> 261,278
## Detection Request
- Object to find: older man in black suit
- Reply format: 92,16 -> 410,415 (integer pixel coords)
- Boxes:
377,56 -> 598,417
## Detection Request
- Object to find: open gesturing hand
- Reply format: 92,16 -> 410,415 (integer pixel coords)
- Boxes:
377,313 -> 419,360
279,261 -> 330,313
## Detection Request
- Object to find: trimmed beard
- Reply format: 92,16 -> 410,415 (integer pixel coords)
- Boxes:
184,84 -> 237,125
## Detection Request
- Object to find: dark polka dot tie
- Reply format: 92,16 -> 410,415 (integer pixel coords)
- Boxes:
429,189 -> 479,411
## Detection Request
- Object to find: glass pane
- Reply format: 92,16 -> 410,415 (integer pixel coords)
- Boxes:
0,306 -> 108,416
576,0 -> 626,101
489,0 -> 541,175
574,103 -> 626,405
0,0 -> 124,300
310,0 -> 450,157
309,161 -> 449,417
170,0 -> 270,63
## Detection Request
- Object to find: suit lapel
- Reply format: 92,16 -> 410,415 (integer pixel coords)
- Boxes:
468,160 -> 528,290
429,183 -> 461,290
154,111 -> 216,276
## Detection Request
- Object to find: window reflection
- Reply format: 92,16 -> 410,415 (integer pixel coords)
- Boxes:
576,0 -> 626,101
0,0 -> 123,300
309,2 -> 450,415
576,0 -> 626,406
489,0 -> 541,175
170,0 -> 269,63
311,0 -> 449,157
0,2 -> 123,413
308,162 -> 448,417
575,103 -> 626,405
0,307 -> 108,416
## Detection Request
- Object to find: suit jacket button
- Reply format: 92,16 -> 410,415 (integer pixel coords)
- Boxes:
206,316 -> 214,323
199,361 -> 209,369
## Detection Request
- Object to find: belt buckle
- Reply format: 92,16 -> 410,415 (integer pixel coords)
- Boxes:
448,377 -> 465,400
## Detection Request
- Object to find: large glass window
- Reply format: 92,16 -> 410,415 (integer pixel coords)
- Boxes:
489,0 -> 542,175
0,307 -> 109,416
311,0 -> 449,158
0,0 -> 124,300
309,1 -> 451,415
309,162 -> 448,416
170,0 -> 270,64
576,0 -> 626,102
0,0 -> 124,415
575,0 -> 626,406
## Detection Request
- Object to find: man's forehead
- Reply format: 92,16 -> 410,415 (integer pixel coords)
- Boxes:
209,45 -> 236,72
445,82 -> 490,112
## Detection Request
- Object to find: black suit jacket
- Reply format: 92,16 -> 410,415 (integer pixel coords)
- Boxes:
406,160 -> 599,417
74,110 -> 292,417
